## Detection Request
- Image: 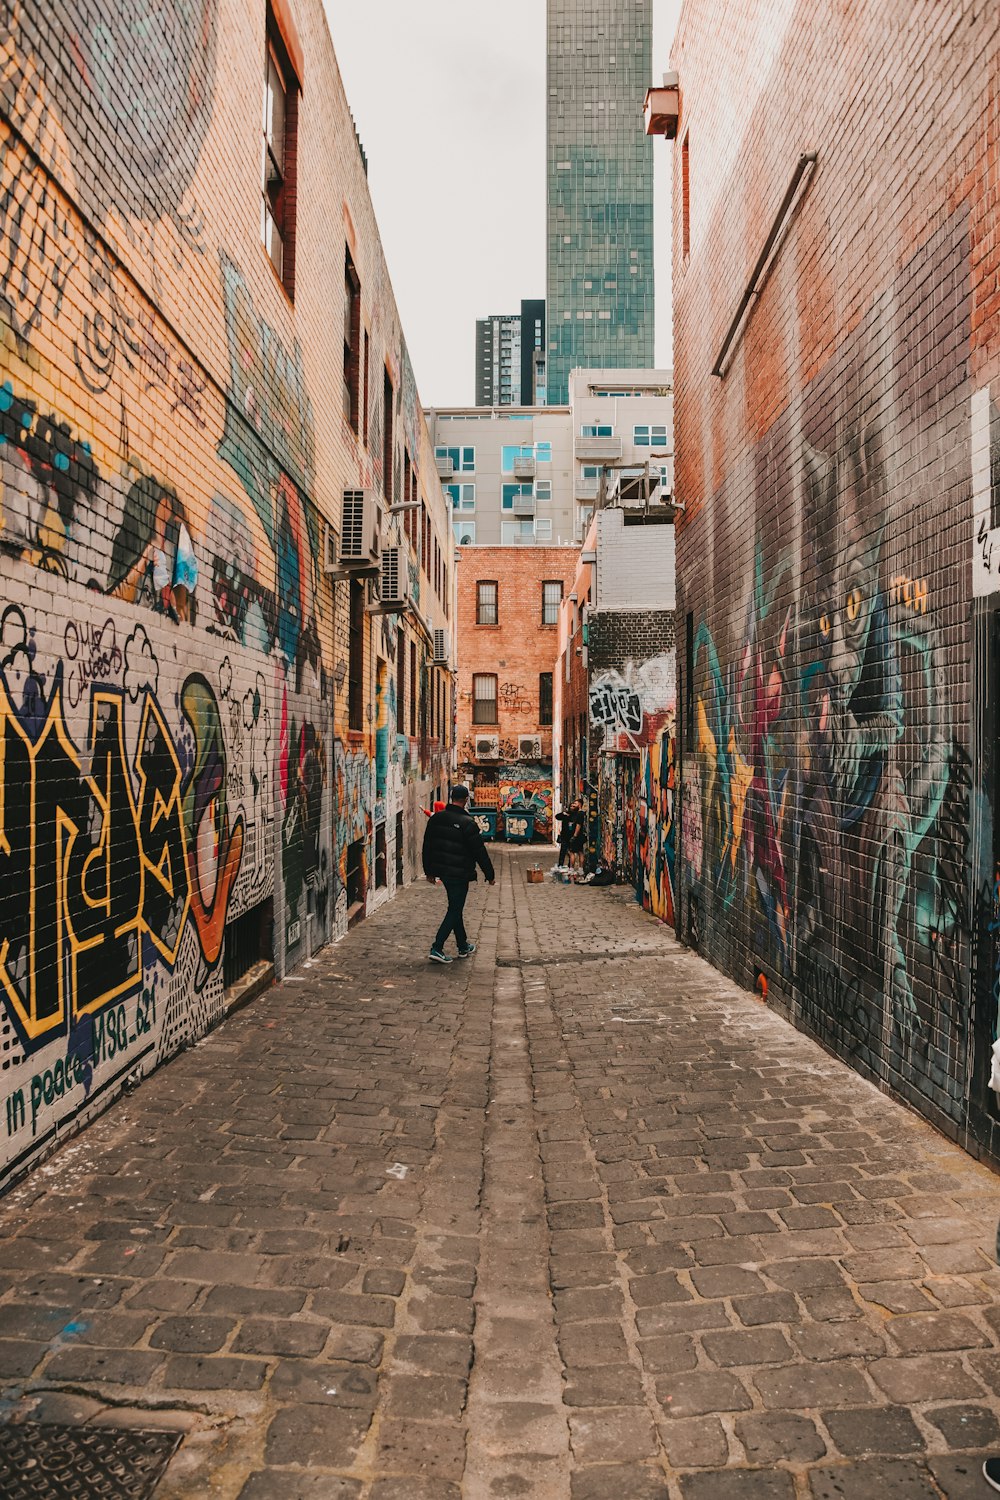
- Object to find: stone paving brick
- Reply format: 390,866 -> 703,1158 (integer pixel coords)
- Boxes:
570,1464 -> 671,1500
655,1369 -> 753,1417
661,1414 -> 729,1466
753,1361 -> 874,1409
868,1354 -> 986,1402
735,1413 -> 827,1464
807,1459 -> 940,1498
679,1472 -> 797,1500
2,856 -> 1000,1499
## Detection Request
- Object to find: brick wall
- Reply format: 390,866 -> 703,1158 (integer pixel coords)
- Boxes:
0,0 -> 452,1185
457,546 -> 577,835
585,606 -> 676,923
671,0 -> 1000,1158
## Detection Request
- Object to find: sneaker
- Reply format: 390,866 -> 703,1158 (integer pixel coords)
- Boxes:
429,948 -> 452,964
456,942 -> 476,959
985,1460 -> 1000,1493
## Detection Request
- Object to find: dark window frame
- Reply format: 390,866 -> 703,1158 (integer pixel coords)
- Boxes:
344,248 -> 361,432
539,672 -> 553,726
541,579 -> 563,626
348,577 -> 365,731
477,580 -> 498,626
472,673 -> 498,725
262,9 -> 299,299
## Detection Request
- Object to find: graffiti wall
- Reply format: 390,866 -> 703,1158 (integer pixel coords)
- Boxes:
680,215 -> 975,1130
588,642 -> 676,923
0,0 -> 456,1185
0,581 -> 272,1186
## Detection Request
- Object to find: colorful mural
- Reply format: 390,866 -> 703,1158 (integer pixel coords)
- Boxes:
681,226 -> 974,1124
0,590 -> 271,1185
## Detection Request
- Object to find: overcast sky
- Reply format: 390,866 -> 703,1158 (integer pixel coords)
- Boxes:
329,1 -> 683,408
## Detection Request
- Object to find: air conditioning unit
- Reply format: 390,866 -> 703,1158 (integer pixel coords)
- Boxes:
475,734 -> 500,760
432,628 -> 450,666
380,545 -> 412,607
339,488 -> 382,567
518,735 -> 542,760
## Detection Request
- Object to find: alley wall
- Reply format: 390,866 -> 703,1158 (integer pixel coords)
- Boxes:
0,0 -> 453,1185
671,0 -> 1000,1157
457,545 -> 577,838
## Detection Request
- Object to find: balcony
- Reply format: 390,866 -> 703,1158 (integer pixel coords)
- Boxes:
435,454 -> 454,479
512,454 -> 536,479
575,435 -> 623,462
512,494 -> 536,515
575,475 -> 600,502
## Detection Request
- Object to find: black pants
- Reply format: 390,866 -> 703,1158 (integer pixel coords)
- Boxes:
433,878 -> 470,952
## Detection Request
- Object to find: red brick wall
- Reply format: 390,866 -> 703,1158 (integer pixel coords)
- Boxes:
456,547 -> 577,832
671,0 -> 1000,1156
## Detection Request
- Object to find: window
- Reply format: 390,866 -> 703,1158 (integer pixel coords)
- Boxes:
535,480 -> 551,501
535,517 -> 552,540
502,483 -> 533,509
501,442 -> 552,471
473,674 -> 498,725
454,519 -> 476,544
582,466 -> 601,479
362,330 -> 370,446
477,580 -> 498,626
634,425 -> 668,448
542,580 -> 563,625
682,133 -> 691,261
435,445 -> 475,472
343,250 -> 361,431
410,641 -> 417,737
396,630 -> 406,737
261,11 -> 299,296
445,483 -> 475,510
501,519 -> 536,543
382,368 -> 394,504
348,577 -> 365,731
581,423 -> 613,437
539,672 -> 553,726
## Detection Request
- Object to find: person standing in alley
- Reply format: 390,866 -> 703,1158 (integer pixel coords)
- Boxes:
423,784 -> 495,963
555,798 -> 582,869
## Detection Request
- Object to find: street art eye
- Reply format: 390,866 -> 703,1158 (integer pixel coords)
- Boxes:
819,614 -> 830,638
846,587 -> 862,622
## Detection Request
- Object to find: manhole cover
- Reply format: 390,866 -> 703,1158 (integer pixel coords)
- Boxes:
0,1422 -> 182,1499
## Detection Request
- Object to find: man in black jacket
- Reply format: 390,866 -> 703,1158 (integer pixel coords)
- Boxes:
422,785 -> 495,963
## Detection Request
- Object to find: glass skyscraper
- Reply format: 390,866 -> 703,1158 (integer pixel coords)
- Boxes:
546,0 -> 654,405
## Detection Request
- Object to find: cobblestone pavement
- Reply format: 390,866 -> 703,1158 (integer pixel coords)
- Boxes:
3,852 -> 1000,1498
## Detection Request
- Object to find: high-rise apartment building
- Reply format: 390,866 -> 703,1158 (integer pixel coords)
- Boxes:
546,0 -> 654,405
475,300 -> 547,406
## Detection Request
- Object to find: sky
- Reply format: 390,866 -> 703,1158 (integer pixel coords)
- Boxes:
329,1 -> 684,408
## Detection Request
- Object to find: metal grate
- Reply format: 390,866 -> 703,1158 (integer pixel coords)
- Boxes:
0,1422 -> 182,1500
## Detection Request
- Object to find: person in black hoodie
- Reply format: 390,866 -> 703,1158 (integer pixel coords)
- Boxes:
422,785 -> 496,963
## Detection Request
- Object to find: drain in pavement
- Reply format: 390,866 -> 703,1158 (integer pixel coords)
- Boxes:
0,1421 -> 182,1499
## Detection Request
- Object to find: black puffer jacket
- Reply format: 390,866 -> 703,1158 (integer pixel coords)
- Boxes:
422,805 -> 495,883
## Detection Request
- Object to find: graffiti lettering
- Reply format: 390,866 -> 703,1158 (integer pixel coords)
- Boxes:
64,618 -> 123,708
590,681 -> 643,734
890,574 -> 928,613
498,682 -> 532,714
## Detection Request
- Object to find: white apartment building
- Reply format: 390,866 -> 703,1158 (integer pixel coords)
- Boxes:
427,368 -> 673,549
